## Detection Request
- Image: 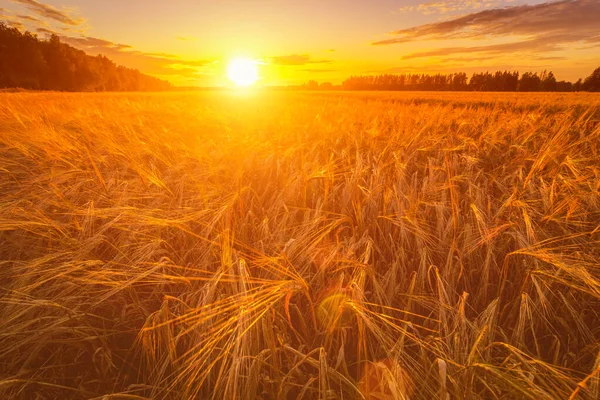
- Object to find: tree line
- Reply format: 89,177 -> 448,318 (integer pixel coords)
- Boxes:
340,69 -> 600,92
311,68 -> 600,92
0,22 -> 172,91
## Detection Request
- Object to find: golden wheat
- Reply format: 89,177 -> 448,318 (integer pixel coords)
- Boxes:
0,91 -> 599,399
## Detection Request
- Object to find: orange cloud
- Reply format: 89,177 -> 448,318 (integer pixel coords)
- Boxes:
57,34 -> 213,80
399,35 -> 571,59
375,0 -> 600,46
397,0 -> 511,15
374,0 -> 600,64
10,0 -> 83,26
270,54 -> 332,66
35,27 -> 55,35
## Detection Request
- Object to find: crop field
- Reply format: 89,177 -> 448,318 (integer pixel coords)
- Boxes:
1,91 -> 600,399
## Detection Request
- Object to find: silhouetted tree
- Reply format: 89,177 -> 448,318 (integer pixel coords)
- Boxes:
304,80 -> 319,90
518,72 -> 542,92
342,72 -> 469,91
582,67 -> 600,92
556,80 -> 573,92
334,68 -> 599,92
541,71 -> 557,91
0,22 -> 172,91
451,73 -> 468,90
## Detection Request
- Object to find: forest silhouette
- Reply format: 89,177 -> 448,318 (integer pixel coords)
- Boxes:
0,23 -> 172,91
336,69 -> 600,92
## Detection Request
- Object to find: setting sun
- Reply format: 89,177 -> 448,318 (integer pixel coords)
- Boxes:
227,58 -> 259,87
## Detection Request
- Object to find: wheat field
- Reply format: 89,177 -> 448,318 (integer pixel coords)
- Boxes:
1,91 -> 599,399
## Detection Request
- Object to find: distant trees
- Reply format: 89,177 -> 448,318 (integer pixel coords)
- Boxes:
338,67 -> 600,92
517,72 -> 540,92
301,80 -> 336,90
0,22 -> 172,91
582,67 -> 600,92
304,80 -> 320,90
343,72 -> 520,91
342,73 -> 469,91
541,71 -> 557,92
469,71 -> 519,91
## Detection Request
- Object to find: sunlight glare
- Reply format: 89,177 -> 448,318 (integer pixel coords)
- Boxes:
227,58 -> 259,87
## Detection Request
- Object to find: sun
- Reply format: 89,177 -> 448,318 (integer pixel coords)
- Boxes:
227,58 -> 259,87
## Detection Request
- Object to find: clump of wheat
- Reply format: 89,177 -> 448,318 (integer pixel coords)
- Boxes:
0,91 -> 599,399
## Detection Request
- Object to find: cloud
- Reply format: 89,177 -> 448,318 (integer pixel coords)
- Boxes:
16,14 -> 41,22
270,54 -> 332,66
60,25 -> 86,34
436,55 -> 497,62
374,0 -> 600,62
400,34 -> 573,59
157,65 -> 207,78
57,34 -> 213,79
586,35 -> 600,43
375,0 -> 600,46
10,0 -> 83,25
397,0 -> 511,15
372,61 -> 562,75
35,27 -> 55,35
1,7 -> 49,29
533,56 -> 567,61
301,68 -> 337,73
6,20 -> 25,30
59,35 -> 131,51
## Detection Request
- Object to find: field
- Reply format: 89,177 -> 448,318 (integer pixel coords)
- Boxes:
1,91 -> 600,399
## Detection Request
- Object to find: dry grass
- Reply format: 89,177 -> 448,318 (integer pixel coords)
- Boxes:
0,90 -> 599,399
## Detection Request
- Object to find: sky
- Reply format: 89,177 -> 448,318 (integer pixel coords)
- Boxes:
1,0 -> 599,86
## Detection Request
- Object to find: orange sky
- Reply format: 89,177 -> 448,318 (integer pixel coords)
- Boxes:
1,0 -> 599,86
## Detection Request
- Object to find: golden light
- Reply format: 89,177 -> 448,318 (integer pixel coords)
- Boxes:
227,58 -> 259,87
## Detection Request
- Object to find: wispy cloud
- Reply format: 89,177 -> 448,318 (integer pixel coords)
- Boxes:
397,0 -> 512,15
270,54 -> 332,66
533,55 -> 567,61
301,68 -> 337,73
16,14 -> 42,23
57,34 -> 213,79
59,35 -> 131,51
1,8 -> 28,29
10,0 -> 82,26
375,0 -> 600,48
400,34 -> 572,59
436,56 -> 497,63
374,0 -> 600,63
6,20 -> 25,29
372,61 -> 562,75
35,27 -> 55,35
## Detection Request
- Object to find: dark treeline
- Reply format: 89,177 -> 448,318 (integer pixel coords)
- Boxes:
0,22 -> 172,91
339,68 -> 600,92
